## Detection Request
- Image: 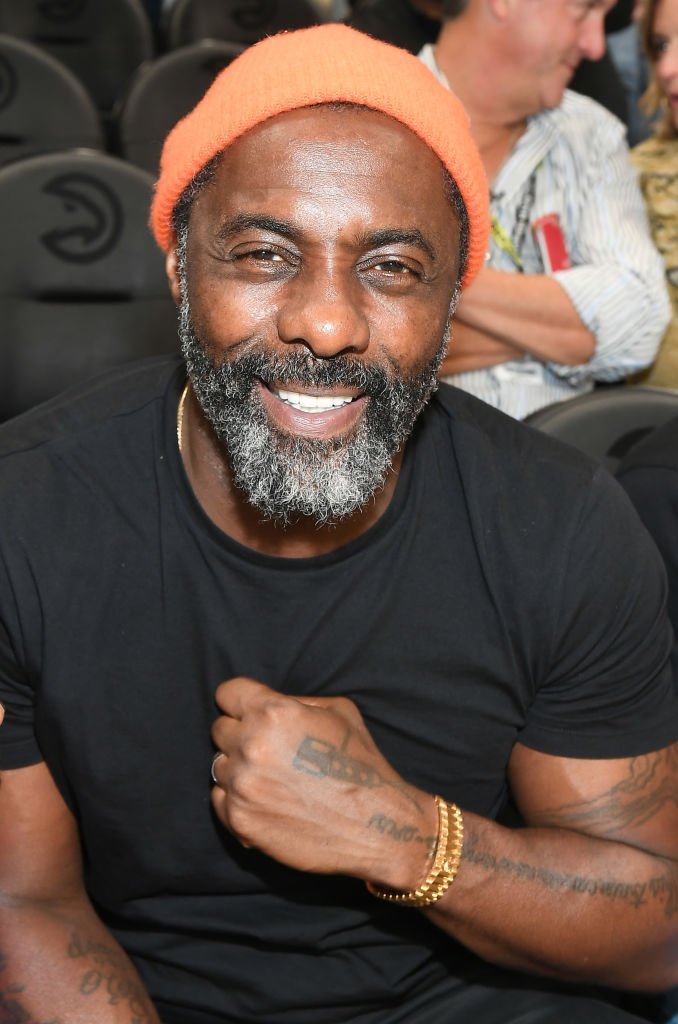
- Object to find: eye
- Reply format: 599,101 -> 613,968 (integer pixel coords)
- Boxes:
649,34 -> 670,59
360,255 -> 423,281
373,259 -> 415,275
570,0 -> 598,21
229,244 -> 299,274
239,247 -> 285,263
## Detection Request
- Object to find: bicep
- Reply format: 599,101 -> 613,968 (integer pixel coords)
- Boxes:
508,741 -> 678,860
0,760 -> 85,902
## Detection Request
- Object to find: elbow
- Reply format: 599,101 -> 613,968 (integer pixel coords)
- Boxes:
558,328 -> 597,367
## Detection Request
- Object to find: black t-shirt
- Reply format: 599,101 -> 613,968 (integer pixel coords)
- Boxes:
617,413 -> 678,685
0,357 -> 676,1023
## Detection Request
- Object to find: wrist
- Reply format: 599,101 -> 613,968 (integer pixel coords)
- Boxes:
363,789 -> 440,892
366,796 -> 465,907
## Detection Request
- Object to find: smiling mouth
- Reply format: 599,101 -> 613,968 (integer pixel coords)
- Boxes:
269,385 -> 358,414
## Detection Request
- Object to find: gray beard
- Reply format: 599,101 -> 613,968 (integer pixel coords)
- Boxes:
179,297 -> 451,526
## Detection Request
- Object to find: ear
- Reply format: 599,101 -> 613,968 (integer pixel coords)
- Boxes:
166,243 -> 182,306
487,0 -> 511,20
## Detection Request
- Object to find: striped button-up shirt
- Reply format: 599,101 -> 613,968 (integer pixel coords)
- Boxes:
420,45 -> 671,420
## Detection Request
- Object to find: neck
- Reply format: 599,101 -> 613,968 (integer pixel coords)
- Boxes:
179,385 -> 404,559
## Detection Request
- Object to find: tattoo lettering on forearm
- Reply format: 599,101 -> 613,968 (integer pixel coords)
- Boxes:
462,834 -> 678,918
293,733 -> 422,810
0,952 -> 60,1024
67,931 -> 155,1023
367,814 -> 436,851
538,746 -> 678,837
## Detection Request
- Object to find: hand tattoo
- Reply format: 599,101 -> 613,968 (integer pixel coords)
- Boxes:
293,732 -> 422,811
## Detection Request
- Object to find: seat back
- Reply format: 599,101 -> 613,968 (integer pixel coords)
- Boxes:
0,149 -> 178,420
166,0 -> 323,49
0,33 -> 103,166
0,0 -> 154,112
524,386 -> 678,473
118,39 -> 244,173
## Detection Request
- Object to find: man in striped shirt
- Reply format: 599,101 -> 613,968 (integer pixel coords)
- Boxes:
421,0 -> 671,419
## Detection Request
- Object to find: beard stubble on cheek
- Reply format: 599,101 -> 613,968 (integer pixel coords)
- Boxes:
178,293 -> 453,526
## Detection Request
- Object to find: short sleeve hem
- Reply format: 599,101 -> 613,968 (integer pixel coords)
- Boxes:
517,716 -> 678,760
0,736 -> 43,770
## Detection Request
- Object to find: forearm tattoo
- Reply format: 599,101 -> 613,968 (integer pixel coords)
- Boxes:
367,814 -> 436,852
293,732 -> 422,810
0,952 -> 60,1024
67,931 -> 155,1022
537,747 -> 678,837
461,833 -> 678,918
0,933 -> 156,1024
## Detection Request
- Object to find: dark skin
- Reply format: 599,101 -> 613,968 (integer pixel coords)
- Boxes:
170,107 -> 461,558
0,108 -> 676,1021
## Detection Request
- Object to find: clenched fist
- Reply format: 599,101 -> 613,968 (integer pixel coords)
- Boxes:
210,677 -> 438,891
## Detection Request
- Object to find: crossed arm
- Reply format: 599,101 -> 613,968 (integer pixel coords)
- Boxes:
1,680 -> 677,1022
439,268 -> 595,378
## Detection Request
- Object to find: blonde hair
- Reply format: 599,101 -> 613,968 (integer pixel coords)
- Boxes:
640,0 -> 678,140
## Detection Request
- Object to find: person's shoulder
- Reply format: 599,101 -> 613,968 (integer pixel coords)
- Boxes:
0,355 -> 182,465
553,89 -> 627,140
432,383 -> 600,493
616,410 -> 678,478
631,134 -> 677,172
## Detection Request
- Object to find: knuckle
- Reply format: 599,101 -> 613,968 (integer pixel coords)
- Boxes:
334,695 -> 360,719
239,732 -> 267,765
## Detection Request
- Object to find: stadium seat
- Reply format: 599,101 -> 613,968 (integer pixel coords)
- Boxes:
524,386 -> 678,473
165,0 -> 323,49
118,40 -> 244,173
0,149 -> 178,421
0,0 -> 155,115
0,34 -> 103,166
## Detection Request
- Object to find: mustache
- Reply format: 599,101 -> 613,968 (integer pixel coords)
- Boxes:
205,347 -> 399,398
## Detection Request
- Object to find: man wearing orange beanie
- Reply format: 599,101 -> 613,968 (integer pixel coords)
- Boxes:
0,23 -> 676,1024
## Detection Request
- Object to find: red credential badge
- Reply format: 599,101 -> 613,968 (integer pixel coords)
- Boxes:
532,213 -> 571,273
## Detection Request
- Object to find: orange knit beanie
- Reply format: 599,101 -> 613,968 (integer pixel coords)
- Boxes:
150,23 -> 489,288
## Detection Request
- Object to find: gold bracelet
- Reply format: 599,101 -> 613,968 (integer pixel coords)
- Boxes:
366,796 -> 464,907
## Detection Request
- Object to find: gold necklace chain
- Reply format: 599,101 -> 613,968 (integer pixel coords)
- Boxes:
176,382 -> 189,453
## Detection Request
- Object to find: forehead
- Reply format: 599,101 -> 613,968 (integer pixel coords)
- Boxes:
189,106 -> 460,243
654,0 -> 678,28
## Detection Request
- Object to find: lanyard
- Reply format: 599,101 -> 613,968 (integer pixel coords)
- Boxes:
491,216 -> 523,271
490,168 -> 538,273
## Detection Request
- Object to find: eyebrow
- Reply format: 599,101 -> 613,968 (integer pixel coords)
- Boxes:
359,228 -> 436,262
214,213 -> 297,244
214,215 -> 437,262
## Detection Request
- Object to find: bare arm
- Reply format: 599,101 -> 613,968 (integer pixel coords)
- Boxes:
424,743 -> 678,990
443,267 -> 595,374
211,679 -> 678,992
0,762 -> 160,1024
440,320 -> 523,376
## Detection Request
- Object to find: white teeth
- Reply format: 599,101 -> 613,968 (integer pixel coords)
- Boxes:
275,388 -> 354,413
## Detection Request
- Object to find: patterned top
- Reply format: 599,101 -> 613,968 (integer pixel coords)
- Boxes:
630,136 -> 678,389
419,45 -> 671,419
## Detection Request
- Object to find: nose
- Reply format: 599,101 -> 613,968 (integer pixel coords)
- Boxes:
578,12 -> 606,62
276,265 -> 370,359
